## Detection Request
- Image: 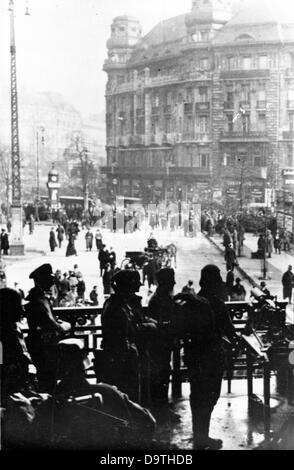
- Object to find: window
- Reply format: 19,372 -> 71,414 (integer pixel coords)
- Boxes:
253,155 -> 261,167
165,117 -> 171,134
199,116 -> 209,134
151,117 -> 159,135
257,114 -> 266,132
227,115 -> 234,132
259,55 -> 268,69
185,88 -> 193,103
289,113 -> 294,131
242,56 -> 252,70
226,91 -> 234,106
288,144 -> 293,166
200,31 -> 209,41
228,56 -> 235,70
151,94 -> 159,107
242,115 -> 250,133
200,57 -> 209,70
200,154 -> 210,168
199,87 -> 208,102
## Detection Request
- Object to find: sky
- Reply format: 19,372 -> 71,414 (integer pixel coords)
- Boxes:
0,0 -> 294,118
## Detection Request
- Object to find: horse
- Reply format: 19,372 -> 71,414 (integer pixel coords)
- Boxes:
163,243 -> 177,268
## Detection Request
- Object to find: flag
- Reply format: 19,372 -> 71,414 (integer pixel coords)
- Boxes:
232,106 -> 246,123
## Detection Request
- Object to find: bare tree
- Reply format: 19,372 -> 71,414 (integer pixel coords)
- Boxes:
63,132 -> 100,210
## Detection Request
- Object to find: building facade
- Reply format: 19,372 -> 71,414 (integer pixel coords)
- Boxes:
103,0 -> 294,208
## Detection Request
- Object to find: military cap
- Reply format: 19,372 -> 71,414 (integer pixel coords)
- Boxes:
156,268 -> 176,285
111,269 -> 133,293
58,338 -> 91,370
29,263 -> 55,281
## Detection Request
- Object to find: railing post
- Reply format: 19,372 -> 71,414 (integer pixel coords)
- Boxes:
171,345 -> 182,399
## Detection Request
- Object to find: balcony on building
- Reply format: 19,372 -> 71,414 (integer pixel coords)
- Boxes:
220,70 -> 270,80
195,102 -> 210,112
283,131 -> 294,140
224,101 -> 234,110
136,108 -> 144,117
239,101 -> 251,110
151,106 -> 160,115
220,131 -> 269,142
256,101 -> 267,110
184,102 -> 193,114
162,133 -> 173,145
164,105 -> 172,114
129,134 -> 145,145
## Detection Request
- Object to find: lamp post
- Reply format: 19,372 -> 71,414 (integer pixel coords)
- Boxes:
8,0 -> 26,255
35,126 -> 45,221
112,178 -> 118,232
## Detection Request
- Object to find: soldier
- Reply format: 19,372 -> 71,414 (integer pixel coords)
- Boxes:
147,268 -> 179,419
25,264 -> 71,392
33,339 -> 156,450
181,264 -> 238,450
101,270 -> 140,402
0,288 -> 32,400
128,270 -> 157,405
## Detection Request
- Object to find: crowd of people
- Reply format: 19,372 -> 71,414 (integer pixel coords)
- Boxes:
1,257 -> 244,451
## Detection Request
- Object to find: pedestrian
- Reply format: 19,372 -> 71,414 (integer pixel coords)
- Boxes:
73,263 -> 82,278
49,228 -> 57,252
266,230 -> 273,258
29,214 -> 35,235
85,229 -> 94,251
147,268 -> 179,420
59,284 -> 77,307
95,229 -> 103,251
102,263 -> 113,296
76,275 -> 86,300
226,269 -> 235,300
98,245 -> 109,277
274,234 -> 282,254
59,272 -> 70,299
56,224 -> 65,248
231,278 -> 246,301
108,247 -> 116,269
25,263 -> 71,392
182,280 -> 196,296
101,270 -> 141,401
222,228 -> 231,250
259,281 -> 272,300
224,244 -> 237,271
0,228 -> 9,255
182,264 -> 238,450
282,265 -> 294,303
65,232 -> 77,257
89,286 -> 99,305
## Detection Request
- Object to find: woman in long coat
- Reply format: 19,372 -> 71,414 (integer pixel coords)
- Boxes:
49,228 -> 57,252
66,233 -> 77,257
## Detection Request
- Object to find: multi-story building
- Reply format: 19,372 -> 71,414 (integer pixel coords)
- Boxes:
102,0 -> 294,208
0,92 -> 106,199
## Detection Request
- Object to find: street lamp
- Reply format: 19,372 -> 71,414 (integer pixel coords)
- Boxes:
112,178 -> 118,232
35,126 -> 45,221
8,0 -> 28,255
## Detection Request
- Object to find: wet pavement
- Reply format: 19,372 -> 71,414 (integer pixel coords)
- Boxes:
156,379 -> 293,450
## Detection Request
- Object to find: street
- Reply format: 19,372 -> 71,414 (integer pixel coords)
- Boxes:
2,223 -> 253,303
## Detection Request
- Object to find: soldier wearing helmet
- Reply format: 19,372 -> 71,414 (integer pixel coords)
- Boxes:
101,270 -> 140,401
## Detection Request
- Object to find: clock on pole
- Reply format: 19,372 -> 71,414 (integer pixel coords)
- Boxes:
47,163 -> 61,210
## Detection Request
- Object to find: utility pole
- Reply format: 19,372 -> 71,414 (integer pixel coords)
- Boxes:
9,0 -> 25,255
35,126 -> 45,222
